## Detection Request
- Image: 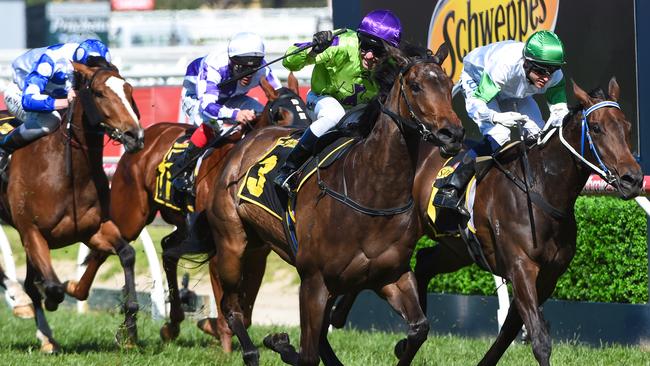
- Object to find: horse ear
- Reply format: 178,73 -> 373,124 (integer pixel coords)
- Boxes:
72,62 -> 92,90
288,72 -> 299,95
432,43 -> 449,65
608,76 -> 620,102
571,79 -> 592,107
260,76 -> 278,101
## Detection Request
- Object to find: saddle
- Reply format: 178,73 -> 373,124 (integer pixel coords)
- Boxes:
238,133 -> 357,253
154,130 -> 202,213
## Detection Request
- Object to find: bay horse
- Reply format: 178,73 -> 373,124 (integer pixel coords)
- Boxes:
206,43 -> 464,366
0,59 -> 144,353
330,78 -> 644,366
409,78 -> 642,365
64,74 -> 309,352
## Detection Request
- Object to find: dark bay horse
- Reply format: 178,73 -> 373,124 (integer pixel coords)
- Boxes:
409,78 -> 643,365
0,60 -> 144,353
206,44 -> 464,366
64,74 -> 309,352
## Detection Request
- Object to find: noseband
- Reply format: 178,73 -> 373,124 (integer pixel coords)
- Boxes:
558,100 -> 620,184
379,58 -> 447,145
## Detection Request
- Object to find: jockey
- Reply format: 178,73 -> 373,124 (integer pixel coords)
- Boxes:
274,9 -> 402,192
434,30 -> 569,214
0,39 -> 111,173
171,31 -> 282,193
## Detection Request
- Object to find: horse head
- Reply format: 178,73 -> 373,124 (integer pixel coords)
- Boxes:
381,43 -> 464,156
569,77 -> 643,199
72,60 -> 145,153
258,72 -> 311,128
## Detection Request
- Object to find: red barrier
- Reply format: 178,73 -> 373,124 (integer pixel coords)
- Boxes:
582,174 -> 650,195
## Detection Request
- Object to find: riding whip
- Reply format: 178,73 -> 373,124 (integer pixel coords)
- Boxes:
218,29 -> 347,88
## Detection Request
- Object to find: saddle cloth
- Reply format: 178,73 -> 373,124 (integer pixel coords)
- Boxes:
237,134 -> 356,221
154,133 -> 197,213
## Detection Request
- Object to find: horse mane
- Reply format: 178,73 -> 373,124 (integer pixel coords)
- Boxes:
354,42 -> 435,136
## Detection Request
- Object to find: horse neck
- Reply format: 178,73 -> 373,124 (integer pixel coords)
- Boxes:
533,115 -> 593,209
66,102 -> 107,175
353,88 -> 419,204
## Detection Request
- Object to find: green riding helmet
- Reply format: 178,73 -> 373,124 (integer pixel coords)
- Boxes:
523,30 -> 566,66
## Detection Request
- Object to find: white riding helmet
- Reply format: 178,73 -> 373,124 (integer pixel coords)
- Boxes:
228,32 -> 265,58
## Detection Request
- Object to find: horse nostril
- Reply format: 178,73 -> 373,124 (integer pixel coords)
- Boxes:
621,172 -> 643,188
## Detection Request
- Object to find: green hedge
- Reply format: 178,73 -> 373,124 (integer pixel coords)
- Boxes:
414,196 -> 648,304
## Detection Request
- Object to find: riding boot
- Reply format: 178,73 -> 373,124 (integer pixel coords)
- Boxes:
171,142 -> 202,194
433,158 -> 476,216
0,127 -> 30,175
274,128 -> 318,193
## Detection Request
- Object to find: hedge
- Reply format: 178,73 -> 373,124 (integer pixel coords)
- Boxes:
414,196 -> 648,304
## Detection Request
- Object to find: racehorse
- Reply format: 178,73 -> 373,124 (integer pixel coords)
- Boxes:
0,59 -> 144,353
64,74 -> 310,352
206,43 -> 464,366
409,78 -> 642,365
329,78 -> 643,366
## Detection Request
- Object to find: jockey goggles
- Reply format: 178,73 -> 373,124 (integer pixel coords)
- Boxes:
230,55 -> 264,75
527,60 -> 560,77
357,32 -> 387,57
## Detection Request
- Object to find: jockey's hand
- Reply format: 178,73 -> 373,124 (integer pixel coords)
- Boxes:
54,98 -> 69,110
235,109 -> 256,123
311,31 -> 333,55
491,111 -> 527,128
67,89 -> 76,104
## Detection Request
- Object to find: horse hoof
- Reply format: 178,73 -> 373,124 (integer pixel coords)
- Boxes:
13,304 -> 35,319
115,325 -> 138,349
40,341 -> 60,354
196,318 -> 220,338
160,322 -> 180,342
44,298 -> 59,312
263,332 -> 290,351
242,348 -> 260,366
394,338 -> 407,359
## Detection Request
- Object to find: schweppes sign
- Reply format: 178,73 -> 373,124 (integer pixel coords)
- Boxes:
428,0 -> 560,82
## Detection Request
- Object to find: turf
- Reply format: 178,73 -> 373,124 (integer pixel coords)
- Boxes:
0,307 -> 648,365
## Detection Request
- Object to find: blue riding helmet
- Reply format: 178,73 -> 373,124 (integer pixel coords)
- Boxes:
73,39 -> 111,64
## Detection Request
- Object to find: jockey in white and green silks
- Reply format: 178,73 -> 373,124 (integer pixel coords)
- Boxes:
274,9 -> 402,192
434,30 -> 569,214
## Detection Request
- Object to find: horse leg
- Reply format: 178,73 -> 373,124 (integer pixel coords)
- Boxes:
87,221 -> 139,348
159,229 -> 187,342
196,256 -> 234,352
217,235 -> 260,366
479,263 -> 551,366
414,238 -> 473,312
319,297 -> 344,366
23,261 -> 59,353
21,229 -> 64,311
264,272 -> 329,366
380,271 -> 429,366
330,292 -> 358,329
64,249 -> 109,300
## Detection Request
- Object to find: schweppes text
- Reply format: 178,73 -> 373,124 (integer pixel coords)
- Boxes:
428,0 -> 559,81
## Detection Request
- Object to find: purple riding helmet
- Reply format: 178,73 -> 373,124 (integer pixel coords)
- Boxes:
357,9 -> 402,47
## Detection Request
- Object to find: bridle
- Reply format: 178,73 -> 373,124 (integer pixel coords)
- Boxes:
379,58 -> 448,146
558,100 -> 620,184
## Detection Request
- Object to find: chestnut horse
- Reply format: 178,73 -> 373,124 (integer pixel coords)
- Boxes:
64,75 -> 309,351
207,44 -> 464,366
0,60 -> 144,352
331,78 -> 644,365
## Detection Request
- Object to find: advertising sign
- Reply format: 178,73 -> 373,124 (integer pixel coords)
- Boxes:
111,0 -> 155,11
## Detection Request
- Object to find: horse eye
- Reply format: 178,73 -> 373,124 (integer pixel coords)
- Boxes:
410,82 -> 422,92
590,122 -> 602,134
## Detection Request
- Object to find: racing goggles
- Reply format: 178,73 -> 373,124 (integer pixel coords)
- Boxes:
528,61 -> 560,77
357,32 -> 387,58
230,56 -> 264,75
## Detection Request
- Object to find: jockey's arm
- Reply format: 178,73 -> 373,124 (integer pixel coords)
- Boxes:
282,41 -> 334,72
21,54 -> 59,112
261,65 -> 283,90
466,72 -> 501,124
544,75 -> 569,127
197,63 -> 238,122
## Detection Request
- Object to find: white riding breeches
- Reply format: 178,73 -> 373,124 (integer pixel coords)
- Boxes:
305,91 -> 345,137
